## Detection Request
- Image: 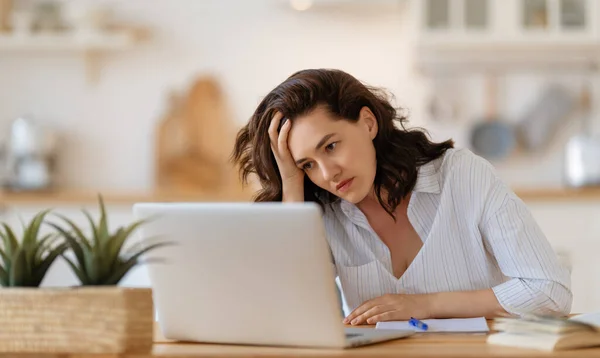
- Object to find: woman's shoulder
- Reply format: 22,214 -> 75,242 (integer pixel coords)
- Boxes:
434,148 -> 504,204
439,147 -> 499,181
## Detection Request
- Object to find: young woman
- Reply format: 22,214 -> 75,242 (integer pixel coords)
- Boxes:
231,69 -> 572,325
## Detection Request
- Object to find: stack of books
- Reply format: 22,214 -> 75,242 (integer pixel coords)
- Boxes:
487,312 -> 600,351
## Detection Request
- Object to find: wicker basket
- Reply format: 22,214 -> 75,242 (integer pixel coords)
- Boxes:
0,287 -> 154,353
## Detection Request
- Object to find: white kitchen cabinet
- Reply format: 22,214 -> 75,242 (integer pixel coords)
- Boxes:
417,0 -> 597,42
418,0 -> 491,36
414,0 -> 600,74
518,0 -> 596,39
526,200 -> 600,314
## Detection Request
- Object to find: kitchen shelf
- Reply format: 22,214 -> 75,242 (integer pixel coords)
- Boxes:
415,41 -> 600,75
0,188 -> 252,206
514,186 -> 600,202
0,187 -> 599,206
0,29 -> 146,83
0,31 -> 139,52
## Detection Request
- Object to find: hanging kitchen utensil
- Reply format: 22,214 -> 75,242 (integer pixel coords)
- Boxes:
469,74 -> 515,160
428,76 -> 462,123
516,84 -> 575,153
563,70 -> 600,188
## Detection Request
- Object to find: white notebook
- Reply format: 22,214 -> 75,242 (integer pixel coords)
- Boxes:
376,317 -> 489,333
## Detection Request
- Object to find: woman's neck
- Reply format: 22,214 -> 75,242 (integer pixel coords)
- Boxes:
356,188 -> 410,215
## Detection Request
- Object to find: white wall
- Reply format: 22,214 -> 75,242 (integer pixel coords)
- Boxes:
0,0 -> 594,190
0,0 -> 422,191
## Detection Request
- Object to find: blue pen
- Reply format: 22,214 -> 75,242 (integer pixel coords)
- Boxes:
409,317 -> 428,331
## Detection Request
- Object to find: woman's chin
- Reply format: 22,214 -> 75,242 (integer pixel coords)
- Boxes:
338,189 -> 368,204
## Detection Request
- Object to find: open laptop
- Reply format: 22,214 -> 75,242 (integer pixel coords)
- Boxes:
132,202 -> 414,349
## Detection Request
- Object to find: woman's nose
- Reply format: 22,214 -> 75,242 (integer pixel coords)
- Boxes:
321,162 -> 341,182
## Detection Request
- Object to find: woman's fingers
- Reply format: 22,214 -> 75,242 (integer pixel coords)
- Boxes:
277,119 -> 292,159
268,112 -> 284,151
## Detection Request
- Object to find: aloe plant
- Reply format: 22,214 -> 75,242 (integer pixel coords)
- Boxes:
0,210 -> 68,287
49,195 -> 167,286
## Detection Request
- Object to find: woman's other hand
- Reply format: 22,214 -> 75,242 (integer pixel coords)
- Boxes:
343,294 -> 432,325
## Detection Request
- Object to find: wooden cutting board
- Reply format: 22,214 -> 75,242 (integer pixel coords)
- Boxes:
0,0 -> 11,32
155,76 -> 248,199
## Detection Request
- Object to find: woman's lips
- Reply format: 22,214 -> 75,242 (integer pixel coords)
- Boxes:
336,178 -> 354,193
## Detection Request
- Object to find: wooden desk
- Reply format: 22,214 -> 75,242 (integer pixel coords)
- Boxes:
147,335 -> 582,358
2,324 -> 600,358
1,186 -> 600,205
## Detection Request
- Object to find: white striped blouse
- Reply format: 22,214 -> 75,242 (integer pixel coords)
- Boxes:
323,148 -> 572,317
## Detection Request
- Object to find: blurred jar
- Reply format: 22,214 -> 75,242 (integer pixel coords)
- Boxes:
3,116 -> 59,191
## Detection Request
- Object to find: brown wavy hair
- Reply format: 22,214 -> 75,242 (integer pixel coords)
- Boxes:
231,69 -> 454,217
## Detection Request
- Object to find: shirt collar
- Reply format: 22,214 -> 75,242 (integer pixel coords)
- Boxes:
412,159 -> 441,194
339,158 -> 441,219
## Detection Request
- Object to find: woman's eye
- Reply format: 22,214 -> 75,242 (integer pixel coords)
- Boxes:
302,162 -> 314,170
325,142 -> 337,151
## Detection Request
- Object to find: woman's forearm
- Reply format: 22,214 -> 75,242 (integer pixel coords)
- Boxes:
281,178 -> 305,202
427,289 -> 508,319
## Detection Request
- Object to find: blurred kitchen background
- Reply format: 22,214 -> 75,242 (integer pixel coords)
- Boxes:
1,0 -> 600,314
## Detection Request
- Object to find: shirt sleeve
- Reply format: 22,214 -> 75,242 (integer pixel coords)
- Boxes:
473,155 -> 573,316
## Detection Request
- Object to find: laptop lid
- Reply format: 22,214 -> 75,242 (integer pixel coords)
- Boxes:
133,202 -> 347,348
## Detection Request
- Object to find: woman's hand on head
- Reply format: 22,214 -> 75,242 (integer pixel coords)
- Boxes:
268,112 -> 305,201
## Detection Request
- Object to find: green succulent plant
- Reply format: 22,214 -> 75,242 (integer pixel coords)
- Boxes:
0,210 -> 68,287
49,195 -> 167,286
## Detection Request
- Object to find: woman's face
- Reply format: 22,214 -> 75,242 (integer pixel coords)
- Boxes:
287,106 -> 378,204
